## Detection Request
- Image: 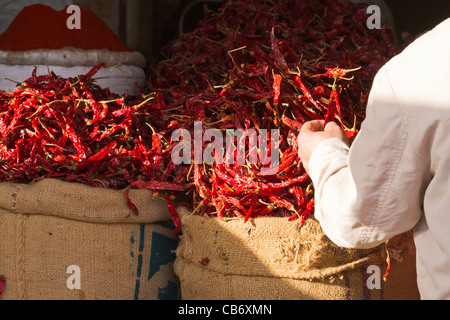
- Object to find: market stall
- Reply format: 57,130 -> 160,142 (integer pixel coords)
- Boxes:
2,0 -> 445,301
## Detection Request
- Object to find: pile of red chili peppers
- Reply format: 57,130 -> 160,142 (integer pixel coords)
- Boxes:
0,64 -> 189,192
148,0 -> 397,223
0,0 -> 397,228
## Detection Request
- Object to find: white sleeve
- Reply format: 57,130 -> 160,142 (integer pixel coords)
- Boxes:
308,66 -> 424,249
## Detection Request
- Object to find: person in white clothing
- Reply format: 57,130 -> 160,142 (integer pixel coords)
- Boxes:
297,18 -> 450,300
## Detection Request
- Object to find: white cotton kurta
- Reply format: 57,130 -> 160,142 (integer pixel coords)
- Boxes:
308,18 -> 450,300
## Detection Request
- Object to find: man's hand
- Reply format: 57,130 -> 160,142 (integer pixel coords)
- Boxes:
297,120 -> 349,173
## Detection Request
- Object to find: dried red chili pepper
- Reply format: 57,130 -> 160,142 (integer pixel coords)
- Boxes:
160,160 -> 176,181
294,75 -> 324,113
244,195 -> 258,223
81,63 -> 106,82
281,114 -> 303,131
0,276 -> 5,296
271,27 -> 289,74
324,88 -> 339,124
272,74 -> 283,104
124,189 -> 139,216
383,245 -> 391,281
130,180 -> 191,191
165,194 -> 182,234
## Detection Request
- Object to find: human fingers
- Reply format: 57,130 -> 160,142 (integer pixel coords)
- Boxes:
301,120 -> 325,133
324,121 -> 349,145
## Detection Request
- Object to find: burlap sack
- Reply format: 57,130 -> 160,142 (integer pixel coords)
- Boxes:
174,207 -> 420,300
0,179 -> 179,300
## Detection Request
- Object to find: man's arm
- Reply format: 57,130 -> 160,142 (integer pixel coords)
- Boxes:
298,66 -> 424,249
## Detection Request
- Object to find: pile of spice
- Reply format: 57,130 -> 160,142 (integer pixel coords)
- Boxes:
0,4 -> 131,52
147,0 -> 397,223
0,64 -> 186,192
0,0 -> 397,230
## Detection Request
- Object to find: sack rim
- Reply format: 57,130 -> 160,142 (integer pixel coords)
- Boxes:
0,179 -> 171,224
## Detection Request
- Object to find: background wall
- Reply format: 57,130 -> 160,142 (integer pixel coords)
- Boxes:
73,0 -> 224,63
113,0 -> 449,63
385,0 -> 450,39
3,0 -> 448,63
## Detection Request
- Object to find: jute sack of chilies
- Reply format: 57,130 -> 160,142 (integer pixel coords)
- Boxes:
0,179 -> 179,300
174,207 -> 420,300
